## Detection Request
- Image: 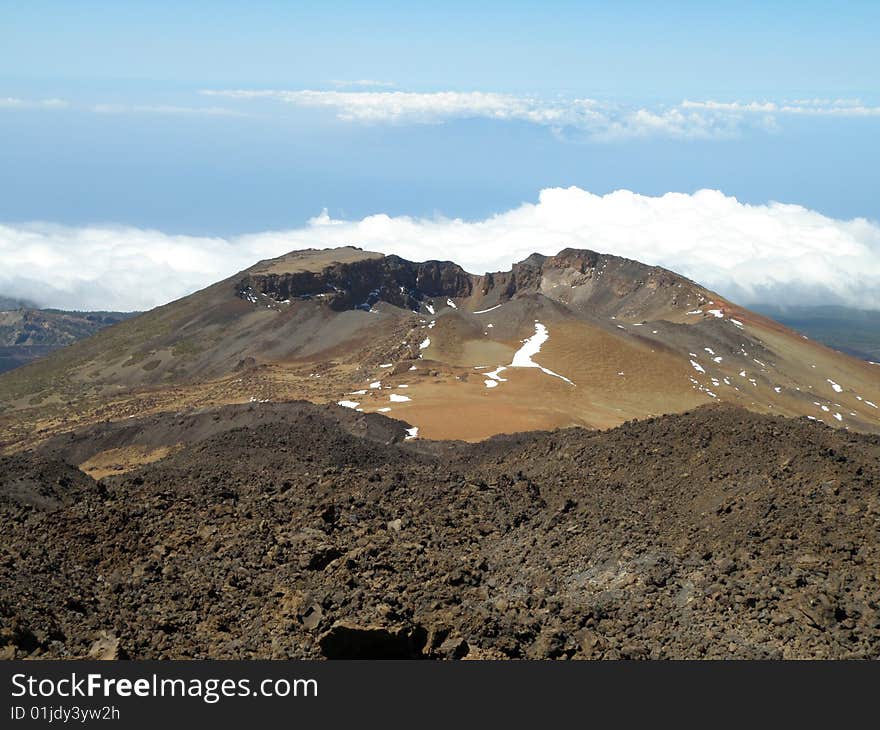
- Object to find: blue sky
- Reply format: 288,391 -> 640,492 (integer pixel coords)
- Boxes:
3,1 -> 880,230
2,2 -> 880,310
6,1 -> 880,95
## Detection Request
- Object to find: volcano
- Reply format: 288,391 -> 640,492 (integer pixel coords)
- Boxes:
1,245 -> 877,455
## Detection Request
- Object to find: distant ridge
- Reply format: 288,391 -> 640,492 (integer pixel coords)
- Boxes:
754,304 -> 880,362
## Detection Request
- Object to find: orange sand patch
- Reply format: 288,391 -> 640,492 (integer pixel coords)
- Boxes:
79,444 -> 181,479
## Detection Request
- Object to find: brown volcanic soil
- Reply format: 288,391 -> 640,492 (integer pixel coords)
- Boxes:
1,403 -> 878,660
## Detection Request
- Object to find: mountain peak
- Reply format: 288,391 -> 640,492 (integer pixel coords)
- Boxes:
248,245 -> 385,276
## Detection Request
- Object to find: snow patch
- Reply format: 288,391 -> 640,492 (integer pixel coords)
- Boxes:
510,323 -> 575,384
484,367 -> 508,382
479,323 -> 574,388
337,400 -> 359,409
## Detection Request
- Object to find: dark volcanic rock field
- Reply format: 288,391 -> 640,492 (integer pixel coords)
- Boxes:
1,403 -> 879,660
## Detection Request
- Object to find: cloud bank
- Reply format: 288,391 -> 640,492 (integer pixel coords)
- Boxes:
202,89 -> 880,140
2,188 -> 879,312
6,91 -> 878,140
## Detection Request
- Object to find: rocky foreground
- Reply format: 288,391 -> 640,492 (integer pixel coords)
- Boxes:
1,403 -> 878,659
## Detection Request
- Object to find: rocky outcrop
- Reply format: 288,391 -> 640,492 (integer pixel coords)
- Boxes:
319,621 -> 427,659
239,255 -> 473,311
0,453 -> 97,511
238,246 -> 709,318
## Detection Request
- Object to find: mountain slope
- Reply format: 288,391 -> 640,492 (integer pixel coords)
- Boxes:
0,246 -> 878,450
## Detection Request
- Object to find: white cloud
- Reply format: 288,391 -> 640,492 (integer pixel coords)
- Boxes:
680,100 -> 780,113
682,98 -> 880,117
3,188 -> 879,312
200,89 -> 744,139
0,97 -> 68,110
200,89 -> 880,140
201,89 -> 581,124
7,90 -> 879,138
